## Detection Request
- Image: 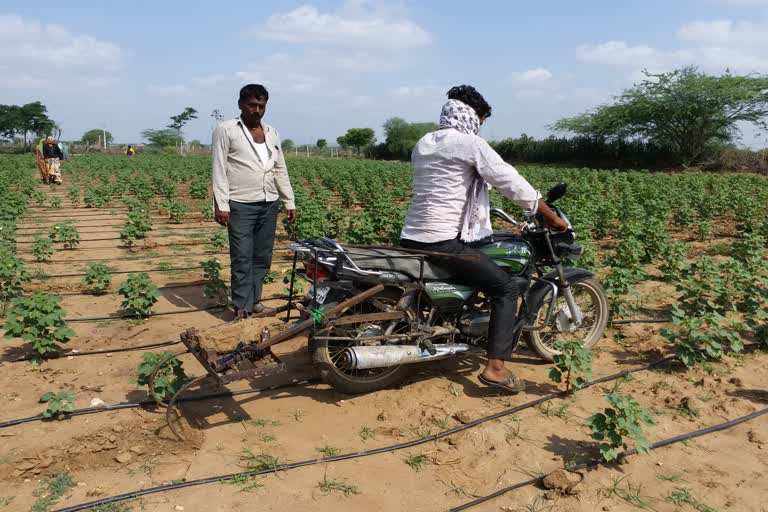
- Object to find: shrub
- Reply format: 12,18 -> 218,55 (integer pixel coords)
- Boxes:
118,273 -> 159,318
201,258 -> 229,305
586,392 -> 655,462
3,291 -> 74,356
31,236 -> 55,263
81,263 -> 112,294
40,391 -> 76,420
661,306 -> 745,369
48,224 -> 80,249
131,351 -> 189,401
209,231 -> 228,250
0,249 -> 31,314
548,340 -> 593,392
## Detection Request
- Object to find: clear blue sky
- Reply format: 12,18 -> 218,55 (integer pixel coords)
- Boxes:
2,0 -> 767,147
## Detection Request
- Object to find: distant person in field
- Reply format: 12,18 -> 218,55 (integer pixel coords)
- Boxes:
211,84 -> 297,320
42,136 -> 64,184
35,137 -> 47,183
126,145 -> 136,159
400,85 -> 567,394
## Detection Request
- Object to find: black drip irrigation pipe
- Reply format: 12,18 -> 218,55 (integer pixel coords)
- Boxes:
17,234 -> 220,245
0,379 -> 319,430
32,265 -> 221,280
450,407 -> 768,511
17,226 -> 223,238
21,251 -> 228,265
7,338 -> 182,363
65,305 -> 224,322
40,356 -> 677,511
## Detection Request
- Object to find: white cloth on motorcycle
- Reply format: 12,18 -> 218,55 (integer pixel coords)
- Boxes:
341,246 -> 456,281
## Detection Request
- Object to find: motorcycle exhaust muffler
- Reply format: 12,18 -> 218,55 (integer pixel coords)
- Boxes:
337,344 -> 477,370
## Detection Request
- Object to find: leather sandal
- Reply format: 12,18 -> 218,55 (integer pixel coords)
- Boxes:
252,303 -> 277,317
478,373 -> 527,393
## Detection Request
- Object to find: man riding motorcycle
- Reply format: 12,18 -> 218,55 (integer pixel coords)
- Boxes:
400,85 -> 568,393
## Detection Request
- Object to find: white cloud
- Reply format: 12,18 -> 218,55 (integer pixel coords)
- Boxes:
509,68 -> 553,83
716,0 -> 768,5
255,3 -> 432,49
0,14 -> 123,89
678,19 -> 768,48
576,18 -> 768,75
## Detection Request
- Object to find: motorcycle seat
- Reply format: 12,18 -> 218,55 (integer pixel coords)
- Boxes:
339,246 -> 455,281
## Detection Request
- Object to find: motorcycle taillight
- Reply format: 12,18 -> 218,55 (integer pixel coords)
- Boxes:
305,260 -> 330,281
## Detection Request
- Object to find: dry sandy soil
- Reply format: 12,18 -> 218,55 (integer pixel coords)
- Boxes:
0,184 -> 766,512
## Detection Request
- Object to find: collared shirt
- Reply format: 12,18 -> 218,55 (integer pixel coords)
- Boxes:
211,118 -> 296,212
401,129 -> 541,243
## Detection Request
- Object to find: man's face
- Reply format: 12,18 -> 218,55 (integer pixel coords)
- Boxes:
239,96 -> 268,125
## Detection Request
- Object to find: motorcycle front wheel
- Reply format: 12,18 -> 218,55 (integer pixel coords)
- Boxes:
523,277 -> 608,362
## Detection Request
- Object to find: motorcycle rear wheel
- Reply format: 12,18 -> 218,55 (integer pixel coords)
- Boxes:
309,288 -> 412,394
523,277 -> 608,362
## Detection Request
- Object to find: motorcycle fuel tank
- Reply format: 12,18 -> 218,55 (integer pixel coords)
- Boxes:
476,238 -> 531,275
424,282 -> 473,312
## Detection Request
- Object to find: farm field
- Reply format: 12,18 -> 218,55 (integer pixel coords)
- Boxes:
0,153 -> 767,512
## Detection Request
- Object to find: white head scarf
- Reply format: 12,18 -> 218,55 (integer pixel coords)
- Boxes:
438,99 -> 492,242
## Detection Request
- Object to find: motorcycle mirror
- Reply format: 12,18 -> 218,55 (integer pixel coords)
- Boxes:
546,182 -> 567,203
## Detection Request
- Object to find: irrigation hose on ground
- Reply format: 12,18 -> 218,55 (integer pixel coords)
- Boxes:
51,356 -> 765,512
0,379 -> 319,429
64,305 -> 225,323
22,251 -> 229,264
449,407 -> 768,511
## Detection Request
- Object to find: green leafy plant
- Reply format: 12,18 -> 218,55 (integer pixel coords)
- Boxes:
661,306 -> 745,369
131,351 -> 189,401
3,291 -> 74,356
0,250 -> 31,314
31,236 -> 55,263
209,230 -> 228,250
586,391 -> 655,462
66,186 -> 81,207
39,391 -> 76,420
200,258 -> 229,305
47,196 -> 62,208
189,178 -> 209,200
81,263 -> 112,294
118,273 -> 159,318
163,198 -> 188,224
48,223 -> 80,249
263,270 -> 278,284
548,340 -> 593,392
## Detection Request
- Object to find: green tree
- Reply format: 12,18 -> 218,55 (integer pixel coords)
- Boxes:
81,129 -> 113,146
316,138 -> 327,148
552,67 -> 768,166
383,117 -> 436,158
141,129 -> 184,147
282,138 -> 296,152
337,128 -> 376,154
168,107 -> 198,133
0,102 -> 56,147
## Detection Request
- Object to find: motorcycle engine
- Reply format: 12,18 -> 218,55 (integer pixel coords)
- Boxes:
459,311 -> 490,337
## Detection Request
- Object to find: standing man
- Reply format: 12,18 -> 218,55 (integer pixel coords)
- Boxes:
212,84 -> 297,319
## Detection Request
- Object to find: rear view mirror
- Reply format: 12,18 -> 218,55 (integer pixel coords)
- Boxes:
546,182 -> 567,203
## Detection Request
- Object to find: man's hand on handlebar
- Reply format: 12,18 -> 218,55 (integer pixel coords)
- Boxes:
536,198 -> 569,233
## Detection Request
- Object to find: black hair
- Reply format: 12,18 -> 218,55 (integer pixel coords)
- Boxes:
446,85 -> 491,119
239,84 -> 269,102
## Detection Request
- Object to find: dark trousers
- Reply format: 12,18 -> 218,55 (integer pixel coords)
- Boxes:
228,200 -> 278,312
401,237 -> 522,360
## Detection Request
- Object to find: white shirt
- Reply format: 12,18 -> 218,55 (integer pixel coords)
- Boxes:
211,118 -> 295,212
254,142 -> 270,165
400,129 -> 541,243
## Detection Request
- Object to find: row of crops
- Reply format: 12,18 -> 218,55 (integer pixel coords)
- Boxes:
3,153 -> 767,362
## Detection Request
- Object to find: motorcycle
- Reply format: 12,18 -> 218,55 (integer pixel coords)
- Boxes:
287,183 -> 608,394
